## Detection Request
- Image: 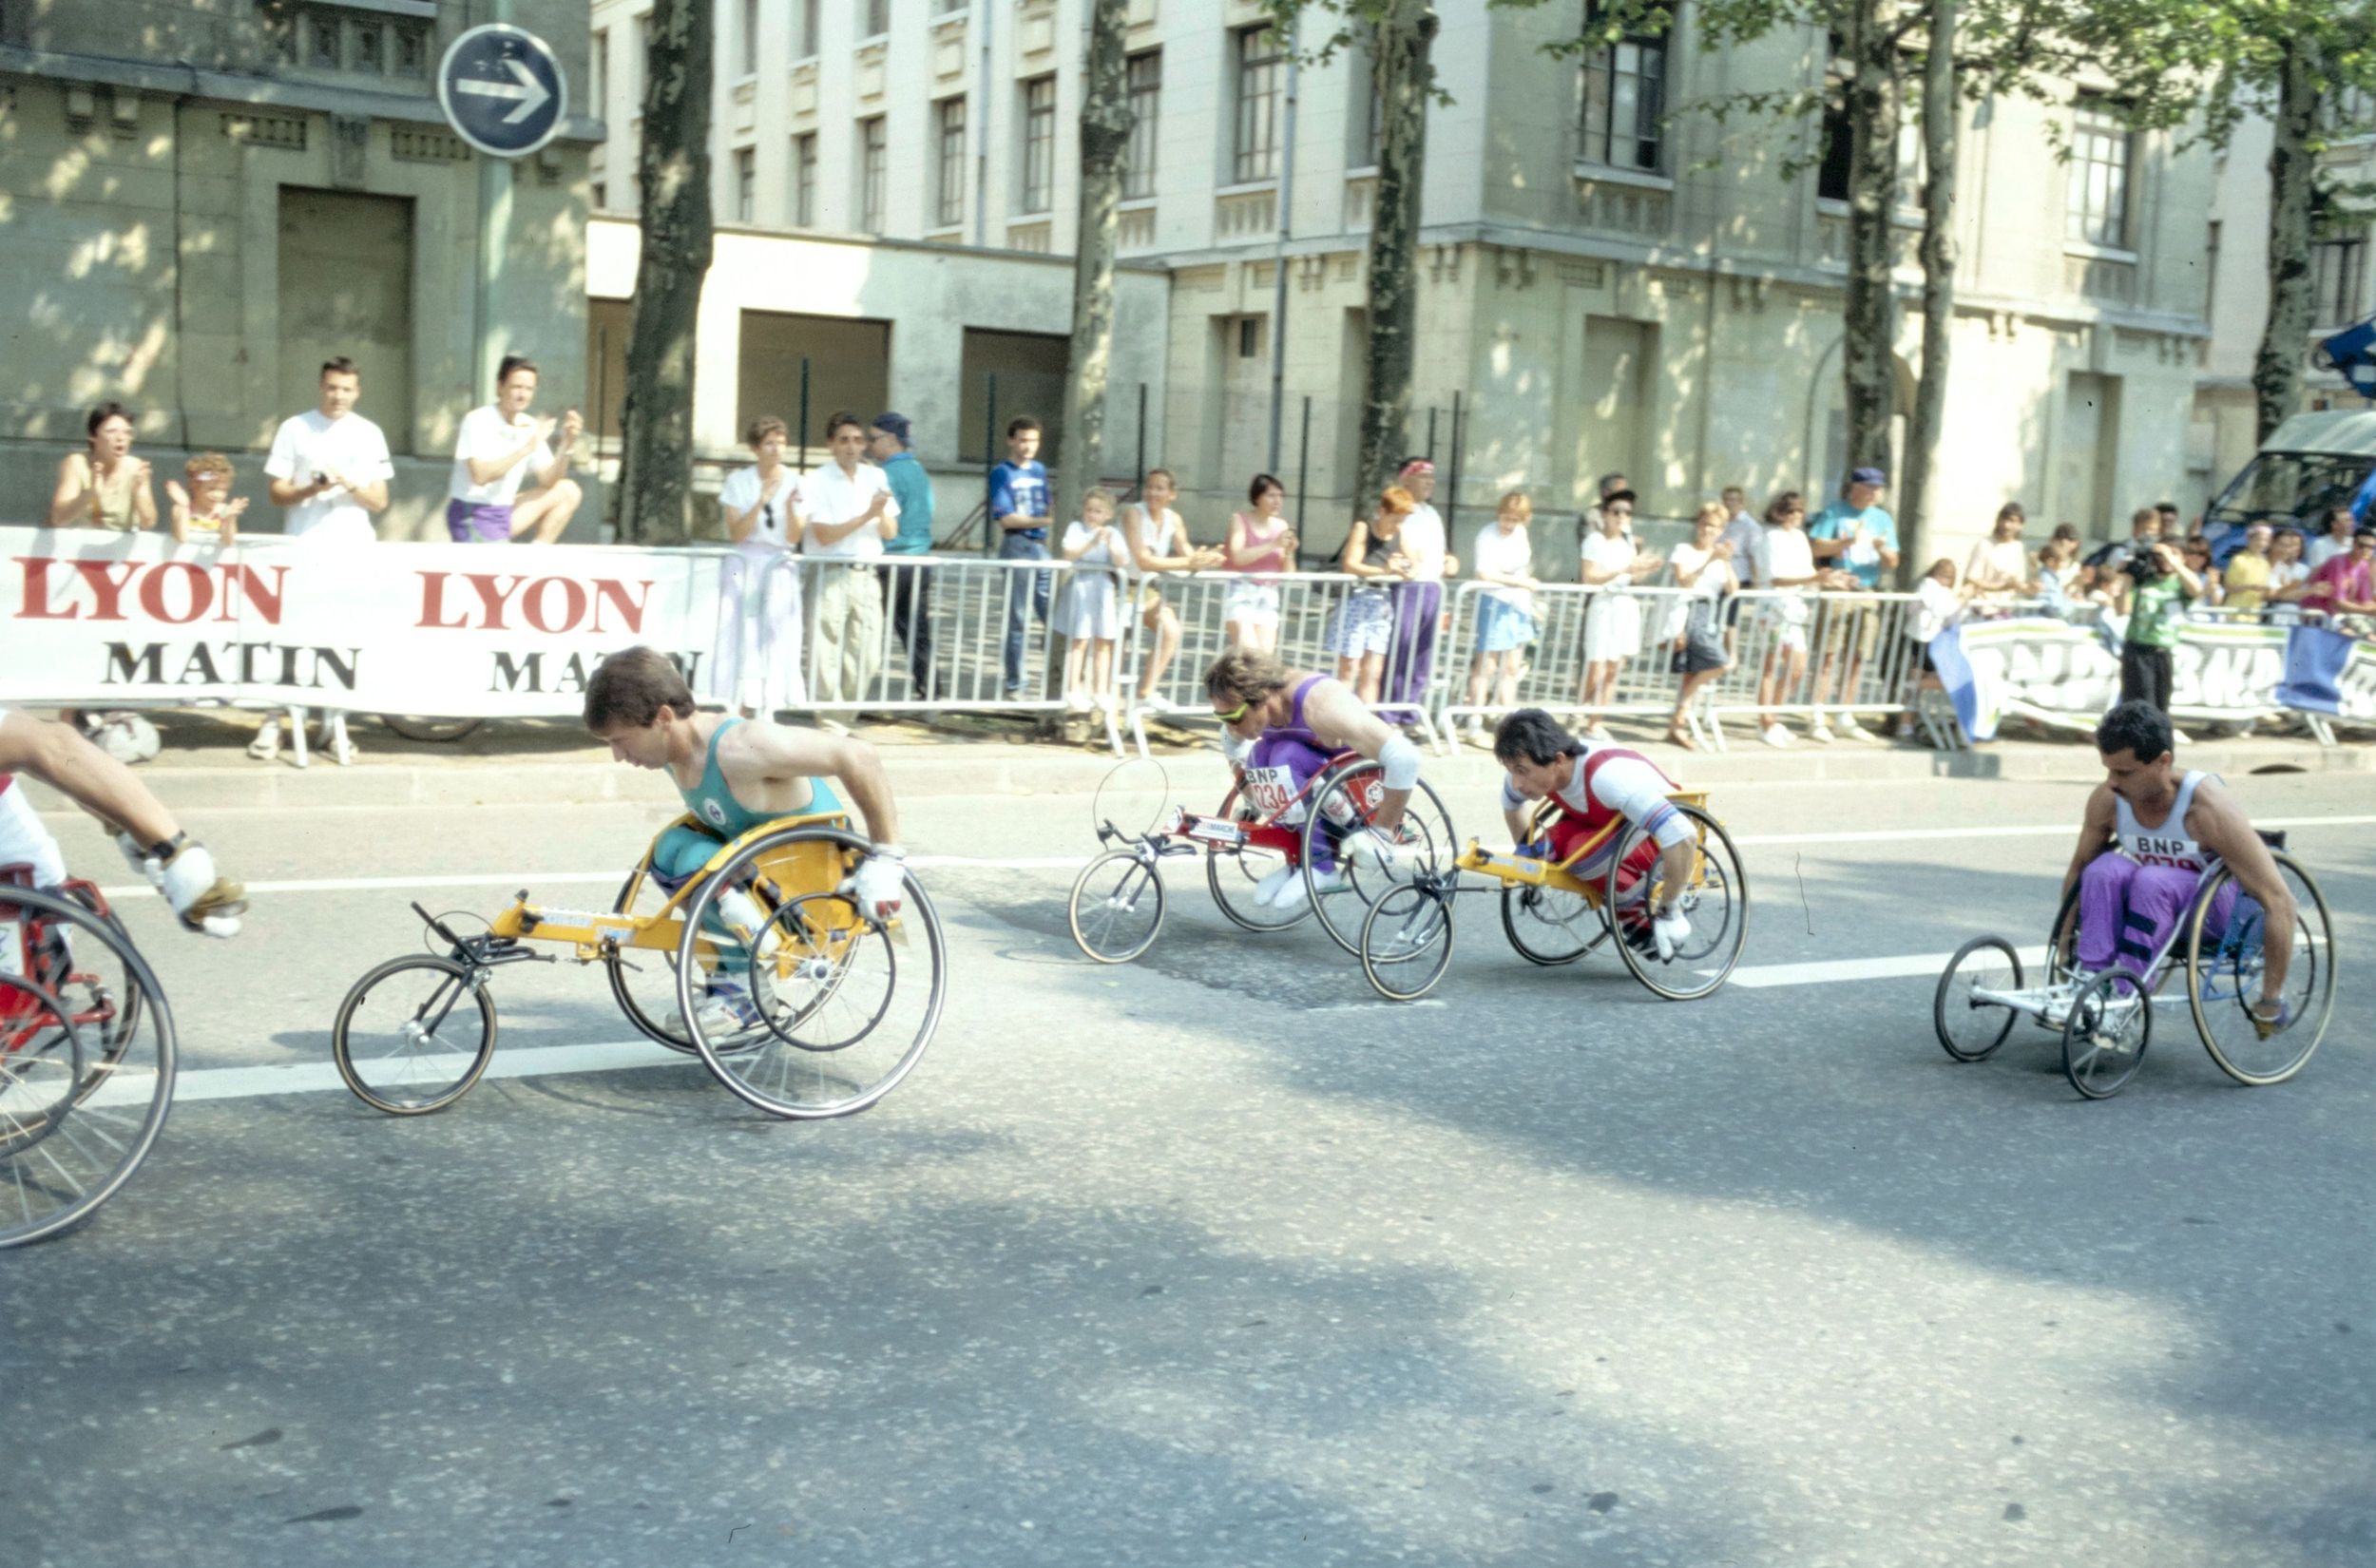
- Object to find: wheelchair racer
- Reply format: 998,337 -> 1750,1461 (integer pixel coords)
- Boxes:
2061,700 -> 2296,1036
0,706 -> 245,936
584,646 -> 907,1034
1491,708 -> 1695,960
1202,648 -> 1427,918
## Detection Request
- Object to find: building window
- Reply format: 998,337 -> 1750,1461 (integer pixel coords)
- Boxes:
933,0 -> 967,12
1233,27 -> 1283,183
859,116 -> 888,234
591,29 -> 608,116
307,13 -> 338,68
738,0 -> 759,77
860,0 -> 890,39
1021,75 -> 1057,214
2067,97 -> 2134,250
1817,54 -> 1923,205
735,147 -> 757,222
795,133 -> 818,226
592,181 -> 607,211
1123,50 -> 1161,200
354,20 -> 383,73
394,19 -> 427,77
2313,231 -> 2368,328
632,13 -> 651,112
796,0 -> 821,58
1349,45 -> 1382,170
1579,3 -> 1666,173
935,97 -> 968,228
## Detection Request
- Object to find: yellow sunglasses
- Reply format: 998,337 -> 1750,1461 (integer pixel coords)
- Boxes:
1214,699 -> 1249,723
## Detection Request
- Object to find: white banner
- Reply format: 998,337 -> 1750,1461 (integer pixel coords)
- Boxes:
1937,615 -> 2294,740
0,527 -> 724,715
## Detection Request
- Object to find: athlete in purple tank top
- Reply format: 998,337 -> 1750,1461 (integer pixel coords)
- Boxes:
2062,701 -> 2298,1034
1204,650 -> 1428,918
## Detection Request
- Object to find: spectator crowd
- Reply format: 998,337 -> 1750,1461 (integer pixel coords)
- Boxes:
36,360 -> 2376,761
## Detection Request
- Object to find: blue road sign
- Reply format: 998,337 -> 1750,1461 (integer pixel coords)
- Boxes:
437,24 -> 567,160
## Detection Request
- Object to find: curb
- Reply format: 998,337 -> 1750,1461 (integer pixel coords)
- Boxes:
23,734 -> 2371,813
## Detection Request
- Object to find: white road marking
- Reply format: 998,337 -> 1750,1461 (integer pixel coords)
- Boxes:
1721,947 -> 2051,990
155,1039 -> 694,1106
81,811 -> 2372,905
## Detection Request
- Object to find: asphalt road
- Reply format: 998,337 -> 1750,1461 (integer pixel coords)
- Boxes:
6,767 -> 2373,1568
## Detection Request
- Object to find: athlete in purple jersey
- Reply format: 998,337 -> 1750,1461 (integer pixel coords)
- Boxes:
2062,701 -> 2296,1034
1204,649 -> 1425,918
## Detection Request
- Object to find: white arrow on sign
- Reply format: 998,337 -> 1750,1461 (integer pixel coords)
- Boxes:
454,57 -> 550,125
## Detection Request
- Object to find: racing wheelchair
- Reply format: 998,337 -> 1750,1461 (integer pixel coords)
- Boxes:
334,810 -> 947,1120
0,870 -> 177,1248
1066,754 -> 1459,965
1931,832 -> 2336,1100
1352,792 -> 1749,1004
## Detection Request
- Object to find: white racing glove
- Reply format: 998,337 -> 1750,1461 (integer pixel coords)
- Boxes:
1343,827 -> 1401,874
841,846 -> 906,924
155,837 -> 245,938
115,831 -> 164,889
1653,905 -> 1692,962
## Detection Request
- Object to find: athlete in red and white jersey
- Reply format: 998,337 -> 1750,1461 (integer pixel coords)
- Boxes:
1492,708 -> 1696,958
0,708 -> 245,936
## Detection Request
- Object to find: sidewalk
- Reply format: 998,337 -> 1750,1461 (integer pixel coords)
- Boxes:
30,707 -> 2374,811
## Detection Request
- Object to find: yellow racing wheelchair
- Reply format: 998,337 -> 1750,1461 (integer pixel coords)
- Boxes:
1355,791 -> 1748,1003
333,811 -> 948,1119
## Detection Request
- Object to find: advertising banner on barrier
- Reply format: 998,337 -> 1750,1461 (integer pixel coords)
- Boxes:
2276,622 -> 2376,722
0,526 -> 722,716
1933,616 -> 2297,740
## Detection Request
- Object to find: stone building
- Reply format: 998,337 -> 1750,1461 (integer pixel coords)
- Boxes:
592,0 -> 2217,564
0,0 -> 598,538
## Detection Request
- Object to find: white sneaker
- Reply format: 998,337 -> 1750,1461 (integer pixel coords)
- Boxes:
1836,717 -> 1876,742
1136,693 -> 1176,715
246,722 -> 281,761
1759,724 -> 1793,749
1806,721 -> 1835,744
665,981 -> 760,1039
1252,864 -> 1298,907
1268,867 -> 1344,919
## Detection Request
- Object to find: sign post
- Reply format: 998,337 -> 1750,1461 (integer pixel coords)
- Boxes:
438,16 -> 568,404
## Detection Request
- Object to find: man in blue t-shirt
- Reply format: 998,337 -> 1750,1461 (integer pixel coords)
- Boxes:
870,411 -> 938,700
1805,466 -> 1901,742
990,415 -> 1054,695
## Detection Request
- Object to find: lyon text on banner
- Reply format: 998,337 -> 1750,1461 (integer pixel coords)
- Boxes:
2,526 -> 721,715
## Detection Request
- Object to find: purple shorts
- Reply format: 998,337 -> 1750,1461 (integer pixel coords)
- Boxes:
447,500 -> 514,543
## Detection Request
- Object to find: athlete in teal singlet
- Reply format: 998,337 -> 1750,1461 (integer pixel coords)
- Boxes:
584,647 -> 907,1033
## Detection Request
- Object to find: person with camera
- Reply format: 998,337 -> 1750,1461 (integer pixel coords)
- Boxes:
2109,530 -> 2202,714
259,356 -> 393,765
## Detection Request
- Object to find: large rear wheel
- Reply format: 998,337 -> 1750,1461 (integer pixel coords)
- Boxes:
1300,763 -> 1459,958
2186,852 -> 2335,1086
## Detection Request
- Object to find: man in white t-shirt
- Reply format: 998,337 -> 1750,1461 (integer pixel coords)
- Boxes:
258,356 -> 395,765
799,411 -> 900,715
264,356 -> 393,547
446,355 -> 584,545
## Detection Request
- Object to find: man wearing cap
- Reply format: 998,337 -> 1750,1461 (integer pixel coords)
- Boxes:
1806,467 -> 1901,742
1386,457 -> 1459,712
870,412 -> 937,701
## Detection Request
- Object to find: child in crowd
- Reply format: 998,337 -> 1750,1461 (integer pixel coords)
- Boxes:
1662,502 -> 1739,750
1460,490 -> 1540,744
1899,557 -> 1978,738
1057,488 -> 1127,716
165,453 -> 246,546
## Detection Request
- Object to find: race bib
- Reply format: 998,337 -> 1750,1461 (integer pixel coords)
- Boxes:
1242,764 -> 1297,818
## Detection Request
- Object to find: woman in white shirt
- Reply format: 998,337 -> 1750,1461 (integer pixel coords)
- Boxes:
1751,491 -> 1842,748
710,414 -> 807,717
1661,503 -> 1739,750
1576,488 -> 1663,740
2265,527 -> 2313,623
1459,490 -> 1540,743
446,355 -> 584,544
1898,557 -> 1977,739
